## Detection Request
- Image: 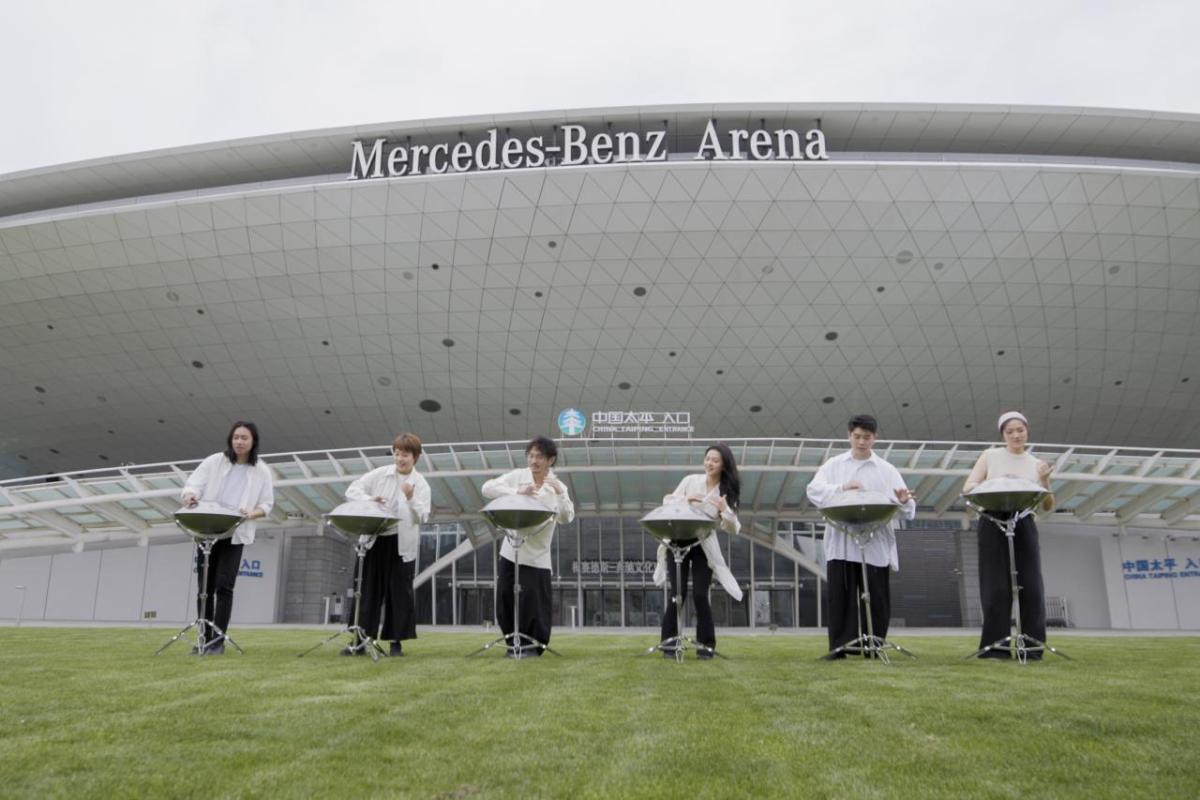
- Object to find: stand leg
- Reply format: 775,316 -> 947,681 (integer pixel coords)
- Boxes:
468,532 -> 557,659
821,539 -> 916,664
297,538 -> 386,661
157,538 -> 240,656
968,513 -> 1069,662
647,542 -> 726,662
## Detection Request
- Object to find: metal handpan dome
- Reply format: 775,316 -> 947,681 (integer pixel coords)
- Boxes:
639,501 -> 717,543
326,500 -> 400,537
481,494 -> 555,530
818,490 -> 901,526
174,502 -> 242,540
965,477 -> 1048,513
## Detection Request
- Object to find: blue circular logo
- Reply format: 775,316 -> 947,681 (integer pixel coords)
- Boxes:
557,408 -> 587,437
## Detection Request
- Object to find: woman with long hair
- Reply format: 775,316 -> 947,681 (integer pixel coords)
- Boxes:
654,443 -> 745,659
179,421 -> 275,655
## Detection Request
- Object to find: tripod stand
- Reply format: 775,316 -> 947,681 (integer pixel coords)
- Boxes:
469,523 -> 559,659
968,506 -> 1070,664
823,524 -> 915,665
646,538 -> 725,663
156,524 -> 245,657
298,535 -> 387,662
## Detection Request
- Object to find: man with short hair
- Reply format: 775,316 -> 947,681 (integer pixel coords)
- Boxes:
807,414 -> 915,658
482,435 -> 575,656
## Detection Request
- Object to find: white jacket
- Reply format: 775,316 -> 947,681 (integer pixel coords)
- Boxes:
652,474 -> 744,602
481,468 -> 574,571
180,452 -> 275,546
345,466 -> 431,562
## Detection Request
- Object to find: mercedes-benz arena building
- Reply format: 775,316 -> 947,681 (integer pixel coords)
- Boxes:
1,103 -> 1199,632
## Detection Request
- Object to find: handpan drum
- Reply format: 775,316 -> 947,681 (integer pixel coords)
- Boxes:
818,489 -> 901,527
639,501 -> 717,543
174,502 -> 242,540
481,494 -> 555,531
964,477 -> 1047,514
326,500 -> 400,537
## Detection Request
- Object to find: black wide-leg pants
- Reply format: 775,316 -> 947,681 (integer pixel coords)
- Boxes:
496,557 -> 553,649
360,542 -> 417,643
826,558 -> 890,653
660,545 -> 715,649
977,514 -> 1046,657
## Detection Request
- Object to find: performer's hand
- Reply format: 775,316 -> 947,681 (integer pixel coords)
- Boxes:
372,495 -> 387,504
1037,461 -> 1053,484
713,495 -> 728,514
182,493 -> 198,508
843,480 -> 864,491
239,507 -> 259,520
517,484 -> 537,496
895,488 -> 912,504
686,494 -> 705,504
400,483 -> 414,500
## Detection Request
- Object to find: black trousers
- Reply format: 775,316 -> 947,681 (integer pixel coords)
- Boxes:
826,558 -> 890,653
496,557 -> 553,649
197,539 -> 243,638
660,544 -> 715,649
360,543 -> 417,643
977,514 -> 1046,657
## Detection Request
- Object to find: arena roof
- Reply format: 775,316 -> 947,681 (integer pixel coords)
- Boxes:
2,103 -> 1199,479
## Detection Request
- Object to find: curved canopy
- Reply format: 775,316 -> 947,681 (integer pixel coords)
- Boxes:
1,437 -> 1198,558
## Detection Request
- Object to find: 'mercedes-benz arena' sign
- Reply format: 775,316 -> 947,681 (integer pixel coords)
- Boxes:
349,120 -> 828,180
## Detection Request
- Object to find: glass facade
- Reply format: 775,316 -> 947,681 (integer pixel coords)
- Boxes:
413,515 -> 964,628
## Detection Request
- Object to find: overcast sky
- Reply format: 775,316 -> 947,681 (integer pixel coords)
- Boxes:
2,0 -> 1197,175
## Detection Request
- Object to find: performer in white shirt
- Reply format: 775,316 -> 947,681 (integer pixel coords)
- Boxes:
806,415 -> 915,659
654,443 -> 745,660
180,421 -> 275,655
343,432 -> 432,657
481,436 -> 575,657
963,411 -> 1055,660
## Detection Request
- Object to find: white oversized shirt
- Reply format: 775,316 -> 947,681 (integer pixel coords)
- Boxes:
480,468 -> 574,571
806,450 -> 916,570
180,452 -> 275,546
652,473 -> 745,601
345,465 -> 432,562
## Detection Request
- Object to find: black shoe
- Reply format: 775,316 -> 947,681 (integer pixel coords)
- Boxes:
204,641 -> 226,656
505,649 -> 518,659
697,649 -> 715,661
340,642 -> 365,656
822,652 -> 846,661
661,649 -> 678,660
389,642 -> 403,657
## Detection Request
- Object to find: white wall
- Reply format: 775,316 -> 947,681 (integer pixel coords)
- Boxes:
0,533 -> 286,624
0,555 -> 51,621
1099,532 -> 1200,630
1038,526 -> 1111,629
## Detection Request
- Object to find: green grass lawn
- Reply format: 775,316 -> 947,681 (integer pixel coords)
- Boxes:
1,628 -> 1197,799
